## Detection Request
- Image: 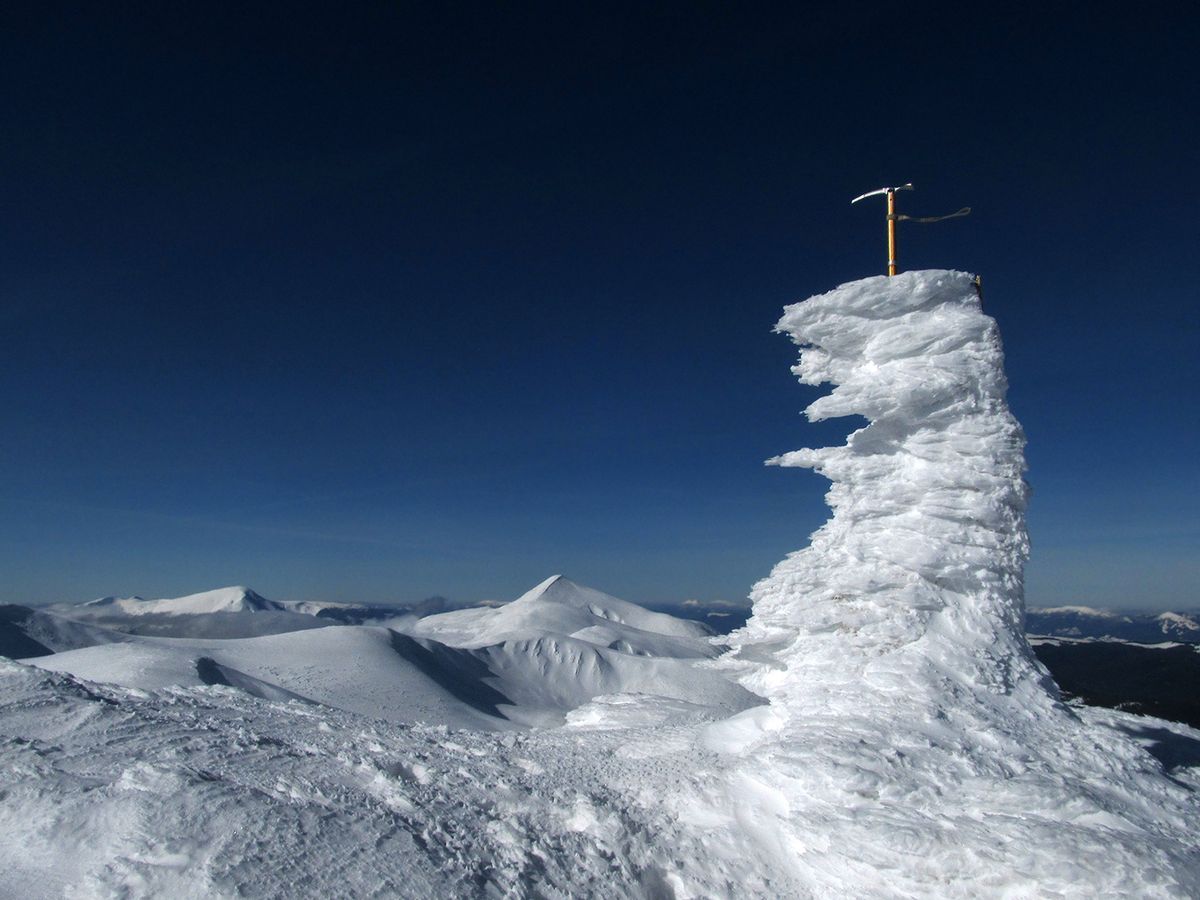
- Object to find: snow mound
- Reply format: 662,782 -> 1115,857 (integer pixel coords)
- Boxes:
472,635 -> 757,727
30,627 -> 515,730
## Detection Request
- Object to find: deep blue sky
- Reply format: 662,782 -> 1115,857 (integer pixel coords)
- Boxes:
2,4 -> 1196,609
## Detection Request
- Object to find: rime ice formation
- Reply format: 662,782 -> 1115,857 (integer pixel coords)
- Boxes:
723,269 -> 1044,713
702,271 -> 1200,895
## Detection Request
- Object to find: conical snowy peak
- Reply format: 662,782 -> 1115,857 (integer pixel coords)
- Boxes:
723,270 -> 1043,715
510,574 -> 570,603
512,575 -> 712,638
410,575 -> 712,650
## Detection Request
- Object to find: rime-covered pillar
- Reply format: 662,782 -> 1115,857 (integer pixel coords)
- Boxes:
723,271 -> 1048,718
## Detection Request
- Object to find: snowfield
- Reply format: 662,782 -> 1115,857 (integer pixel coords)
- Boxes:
3,270 -> 1198,897
3,658 -> 1198,898
26,575 -> 757,731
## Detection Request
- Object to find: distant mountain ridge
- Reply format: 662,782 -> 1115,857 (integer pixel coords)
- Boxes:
40,586 -> 456,640
81,586 -> 283,616
3,582 -> 1200,731
1027,606 -> 1200,644
19,586 -> 1200,646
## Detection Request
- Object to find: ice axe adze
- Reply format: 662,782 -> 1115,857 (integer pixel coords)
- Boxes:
851,184 -> 971,276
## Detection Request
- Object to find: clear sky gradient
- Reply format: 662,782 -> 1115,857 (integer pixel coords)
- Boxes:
2,4 -> 1196,609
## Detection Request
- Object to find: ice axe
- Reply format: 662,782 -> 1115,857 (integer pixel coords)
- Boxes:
851,184 -> 971,276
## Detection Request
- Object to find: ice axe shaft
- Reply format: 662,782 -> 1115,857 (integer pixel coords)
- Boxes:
851,183 -> 969,276
887,190 -> 897,277
852,184 -> 912,276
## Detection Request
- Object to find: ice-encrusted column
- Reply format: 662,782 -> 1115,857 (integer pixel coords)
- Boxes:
723,270 -> 1049,717
696,270 -> 1200,898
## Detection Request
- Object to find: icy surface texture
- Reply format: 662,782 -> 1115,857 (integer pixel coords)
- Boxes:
724,270 -> 1044,715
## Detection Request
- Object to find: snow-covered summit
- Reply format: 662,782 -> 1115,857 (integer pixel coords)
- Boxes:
1031,604 -> 1122,618
410,575 -> 713,654
1026,606 -> 1200,643
1157,611 -> 1200,632
78,586 -> 283,617
514,575 -> 712,637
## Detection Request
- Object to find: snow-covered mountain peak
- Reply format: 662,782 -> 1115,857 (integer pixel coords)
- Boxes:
82,586 -> 281,617
1031,605 -> 1121,618
515,575 -> 642,616
1157,611 -> 1200,631
408,575 -> 712,652
510,574 -> 570,603
1025,606 -> 1200,642
509,575 -> 711,637
81,594 -> 145,607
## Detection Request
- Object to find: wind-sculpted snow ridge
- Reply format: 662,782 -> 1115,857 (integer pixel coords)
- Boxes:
706,271 -> 1200,895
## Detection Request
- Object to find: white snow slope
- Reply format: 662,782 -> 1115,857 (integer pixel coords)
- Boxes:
29,576 -> 756,730
2,270 -> 1198,898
